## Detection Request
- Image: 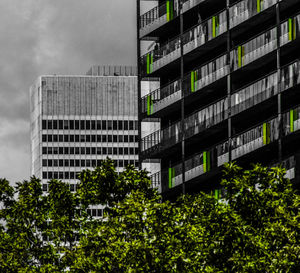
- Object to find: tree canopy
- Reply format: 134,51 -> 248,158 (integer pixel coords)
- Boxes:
0,159 -> 299,272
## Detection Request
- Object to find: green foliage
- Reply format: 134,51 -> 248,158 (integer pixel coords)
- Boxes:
0,160 -> 299,272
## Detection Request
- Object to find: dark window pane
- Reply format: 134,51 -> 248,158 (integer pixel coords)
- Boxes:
102,135 -> 107,142
70,147 -> 74,154
92,160 -> 96,167
86,160 -> 91,167
91,147 -> 96,155
59,172 -> 64,179
53,160 -> 58,167
86,120 -> 90,130
64,120 -> 69,129
59,147 -> 63,154
129,121 -> 134,130
53,120 -> 57,130
70,135 -> 74,142
42,147 -> 47,154
124,121 -> 128,130
130,148 -> 134,155
42,120 -> 47,129
97,147 -> 101,154
48,147 -> 52,154
48,135 -> 52,142
81,160 -> 85,167
113,135 -> 118,142
80,135 -> 85,142
64,160 -> 69,167
64,147 -> 69,154
118,121 -> 123,130
42,135 -> 47,142
80,120 -> 85,130
113,148 -> 118,154
102,147 -> 107,154
86,147 -> 90,154
129,135 -> 134,142
97,160 -> 102,166
69,120 -> 74,130
81,147 -> 85,154
70,172 -> 75,179
118,135 -> 123,142
75,147 -> 80,154
107,121 -> 112,130
124,135 -> 128,142
91,120 -> 96,130
86,135 -> 90,142
42,159 -> 47,166
119,148 -> 123,155
59,120 -> 63,130
75,120 -> 80,130
102,120 -> 107,130
48,172 -> 53,179
97,120 -> 101,130
42,183 -> 48,191
97,135 -> 101,142
48,160 -> 52,167
113,121 -> 118,130
65,172 -> 69,179
108,135 -> 112,142
75,160 -> 80,167
91,135 -> 96,142
53,147 -> 58,154
59,160 -> 63,167
70,160 -> 74,167
48,120 -> 52,130
108,148 -> 112,155
75,135 -> 79,142
124,148 -> 128,154
58,135 -> 63,142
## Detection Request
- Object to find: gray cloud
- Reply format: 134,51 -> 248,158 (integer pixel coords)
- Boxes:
0,0 -> 136,183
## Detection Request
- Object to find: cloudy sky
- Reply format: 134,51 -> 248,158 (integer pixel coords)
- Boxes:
0,0 -> 154,183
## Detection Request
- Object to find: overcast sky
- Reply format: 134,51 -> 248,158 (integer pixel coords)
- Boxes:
0,0 -> 154,183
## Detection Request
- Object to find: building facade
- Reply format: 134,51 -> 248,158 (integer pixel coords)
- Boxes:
137,0 -> 300,199
30,66 -> 138,200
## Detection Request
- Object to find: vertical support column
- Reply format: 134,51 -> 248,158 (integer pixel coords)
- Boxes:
276,0 -> 282,163
137,0 -> 142,169
226,0 -> 232,162
180,0 -> 185,195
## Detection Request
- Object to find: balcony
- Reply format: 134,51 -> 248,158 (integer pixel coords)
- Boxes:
160,116 -> 279,191
141,96 -> 229,156
139,0 -> 205,38
140,9 -> 227,77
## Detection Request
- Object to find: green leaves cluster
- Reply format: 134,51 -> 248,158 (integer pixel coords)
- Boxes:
0,160 -> 299,272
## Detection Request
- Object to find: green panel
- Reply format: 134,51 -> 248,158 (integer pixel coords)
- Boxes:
263,122 -> 270,145
147,53 -> 153,75
203,151 -> 211,173
166,0 -> 173,22
212,16 -> 216,38
147,95 -> 153,116
238,46 -> 244,68
191,71 -> 195,92
257,0 -> 261,13
290,109 -> 295,132
214,189 -> 220,200
168,167 -> 175,188
289,18 -> 293,41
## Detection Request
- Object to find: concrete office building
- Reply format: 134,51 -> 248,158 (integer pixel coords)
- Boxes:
137,0 -> 300,199
30,66 -> 139,208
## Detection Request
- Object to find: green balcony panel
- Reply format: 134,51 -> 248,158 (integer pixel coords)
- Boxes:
166,0 -> 174,22
263,122 -> 271,145
168,167 -> 175,189
238,45 -> 244,68
203,151 -> 211,173
147,95 -> 153,116
147,53 -> 153,75
191,71 -> 197,92
288,18 -> 297,41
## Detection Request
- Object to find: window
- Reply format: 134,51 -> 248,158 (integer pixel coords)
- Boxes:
59,147 -> 63,154
48,120 -> 52,130
70,172 -> 75,179
86,147 -> 90,155
97,120 -> 101,130
91,135 -> 96,142
59,172 -> 64,179
97,147 -> 101,154
42,120 -> 47,130
135,148 -> 139,154
124,148 -> 129,154
118,135 -> 123,142
64,135 -> 69,142
81,160 -> 85,167
86,135 -> 91,142
119,160 -> 124,167
59,160 -> 63,167
75,135 -> 79,142
119,147 -> 123,155
102,135 -> 107,142
80,120 -> 85,130
64,160 -> 69,167
124,121 -> 128,130
135,135 -> 139,142
64,120 -> 69,130
92,160 -> 96,167
59,120 -> 63,130
108,147 -> 112,155
97,160 -> 102,166
107,121 -> 112,130
48,135 -> 52,142
58,135 -> 63,142
124,135 -> 128,142
53,120 -> 57,130
48,147 -> 53,154
118,121 -> 123,130
129,148 -> 134,155
70,120 -> 74,130
102,120 -> 107,130
113,135 -> 118,142
97,135 -> 101,142
81,147 -> 85,154
43,172 -> 47,179
70,135 -> 74,142
113,147 -> 118,155
70,184 -> 75,192
124,160 -> 129,167
129,135 -> 134,142
80,135 -> 85,142
70,160 -> 74,167
91,120 -> 96,130
129,121 -> 134,130
64,147 -> 69,154
108,135 -> 112,142
86,120 -> 90,130
91,147 -> 96,155
53,147 -> 58,154
75,120 -> 80,130
53,160 -> 58,167
42,135 -> 47,142
53,172 -> 58,179
42,183 -> 48,191
42,147 -> 47,154
48,172 -> 53,179
102,147 -> 107,154
113,121 -> 118,130
75,147 -> 80,154
48,160 -> 52,167
75,160 -> 80,167
70,147 -> 74,154
86,160 -> 91,167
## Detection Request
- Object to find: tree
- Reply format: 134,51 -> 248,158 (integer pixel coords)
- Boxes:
0,160 -> 299,272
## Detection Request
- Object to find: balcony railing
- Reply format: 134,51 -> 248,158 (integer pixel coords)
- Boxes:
140,9 -> 227,76
229,0 -> 277,29
231,26 -> 277,70
141,12 -> 300,117
139,0 -> 203,37
231,71 -> 278,116
141,97 -> 229,153
283,104 -> 300,136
